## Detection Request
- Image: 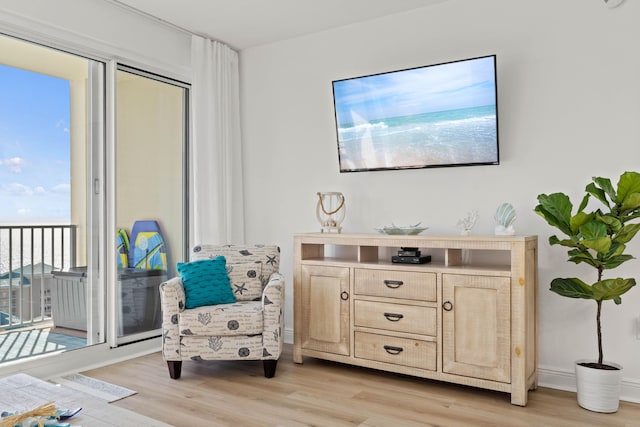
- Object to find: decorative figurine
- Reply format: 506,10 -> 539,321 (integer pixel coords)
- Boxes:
494,202 -> 517,235
316,192 -> 346,233
457,210 -> 479,235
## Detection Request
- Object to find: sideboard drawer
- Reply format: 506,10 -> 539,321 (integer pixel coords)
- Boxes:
355,331 -> 436,371
354,269 -> 436,301
354,300 -> 436,336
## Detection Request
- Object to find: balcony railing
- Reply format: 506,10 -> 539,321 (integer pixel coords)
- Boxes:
0,224 -> 76,329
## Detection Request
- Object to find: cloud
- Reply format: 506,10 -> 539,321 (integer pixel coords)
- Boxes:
0,157 -> 26,173
17,208 -> 31,216
51,183 -> 70,194
3,182 -> 34,195
56,120 -> 70,133
2,183 -> 69,196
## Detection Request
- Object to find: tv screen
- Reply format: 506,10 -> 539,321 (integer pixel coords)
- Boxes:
332,55 -> 499,173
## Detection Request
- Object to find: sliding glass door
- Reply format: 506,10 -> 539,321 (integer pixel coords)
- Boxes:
0,33 -> 189,364
113,67 -> 188,345
0,34 -> 105,361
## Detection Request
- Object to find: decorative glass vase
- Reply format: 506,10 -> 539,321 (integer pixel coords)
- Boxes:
316,192 -> 345,233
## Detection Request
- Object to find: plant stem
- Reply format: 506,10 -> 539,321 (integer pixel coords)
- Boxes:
596,299 -> 603,365
597,267 -> 603,366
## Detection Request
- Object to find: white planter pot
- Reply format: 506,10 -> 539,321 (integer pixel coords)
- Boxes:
575,359 -> 622,413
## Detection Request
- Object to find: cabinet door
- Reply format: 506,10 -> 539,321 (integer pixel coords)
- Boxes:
442,274 -> 511,383
301,265 -> 350,356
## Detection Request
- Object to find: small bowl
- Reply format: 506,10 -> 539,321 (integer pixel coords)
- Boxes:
375,224 -> 428,235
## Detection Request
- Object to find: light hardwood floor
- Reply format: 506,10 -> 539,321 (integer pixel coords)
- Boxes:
83,345 -> 640,426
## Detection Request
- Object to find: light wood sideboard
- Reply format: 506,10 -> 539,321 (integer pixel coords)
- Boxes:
293,233 -> 538,406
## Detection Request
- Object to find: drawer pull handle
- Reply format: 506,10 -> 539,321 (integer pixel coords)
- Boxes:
383,312 -> 404,321
340,291 -> 349,301
442,301 -> 453,311
383,345 -> 404,355
384,279 -> 404,289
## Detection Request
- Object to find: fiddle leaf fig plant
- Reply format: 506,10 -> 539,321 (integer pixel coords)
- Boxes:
535,171 -> 640,368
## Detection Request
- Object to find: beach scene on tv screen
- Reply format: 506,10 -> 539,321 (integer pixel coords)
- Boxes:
333,56 -> 498,172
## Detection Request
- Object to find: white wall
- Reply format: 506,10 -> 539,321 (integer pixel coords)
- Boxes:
239,0 -> 640,400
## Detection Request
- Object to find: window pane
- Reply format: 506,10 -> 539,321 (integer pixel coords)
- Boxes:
0,34 -> 105,362
115,68 -> 186,342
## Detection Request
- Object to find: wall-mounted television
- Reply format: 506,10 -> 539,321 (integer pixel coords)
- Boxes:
332,55 -> 499,173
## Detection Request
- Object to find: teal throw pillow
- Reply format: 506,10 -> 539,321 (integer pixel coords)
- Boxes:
177,256 -> 236,309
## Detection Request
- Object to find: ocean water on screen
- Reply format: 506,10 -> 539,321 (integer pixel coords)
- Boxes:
338,105 -> 498,171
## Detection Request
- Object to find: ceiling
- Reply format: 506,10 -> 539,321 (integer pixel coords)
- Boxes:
111,0 -> 445,50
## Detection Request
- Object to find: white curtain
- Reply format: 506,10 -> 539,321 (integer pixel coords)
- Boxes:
190,35 -> 245,245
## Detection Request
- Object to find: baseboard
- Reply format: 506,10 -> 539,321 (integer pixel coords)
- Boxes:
538,365 -> 640,404
284,326 -> 294,345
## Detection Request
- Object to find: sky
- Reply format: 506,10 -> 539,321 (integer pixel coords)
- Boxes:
332,55 -> 497,127
0,64 -> 71,224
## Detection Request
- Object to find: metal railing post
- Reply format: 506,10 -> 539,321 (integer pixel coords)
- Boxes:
0,224 -> 77,328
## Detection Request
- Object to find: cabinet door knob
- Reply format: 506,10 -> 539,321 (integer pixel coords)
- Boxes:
383,345 -> 404,355
442,301 -> 453,311
383,279 -> 404,289
340,291 -> 349,301
383,312 -> 404,321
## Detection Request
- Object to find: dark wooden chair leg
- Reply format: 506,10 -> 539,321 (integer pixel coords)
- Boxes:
167,361 -> 182,379
263,359 -> 278,378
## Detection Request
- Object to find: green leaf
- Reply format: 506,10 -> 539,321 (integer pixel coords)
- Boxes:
621,192 -> 640,212
535,193 -> 573,236
593,177 -> 616,203
579,221 -> 610,254
616,171 -> 640,205
568,254 -> 600,269
602,254 -> 634,269
581,237 -> 611,255
580,220 -> 607,240
570,212 -> 593,235
615,223 -> 640,244
597,214 -> 622,233
623,211 -> 640,222
548,235 -> 560,246
554,238 -> 580,248
592,278 -> 636,302
550,277 -> 594,299
606,242 -> 625,258
586,182 -> 609,207
566,255 -> 589,263
567,248 -> 585,257
577,193 -> 590,213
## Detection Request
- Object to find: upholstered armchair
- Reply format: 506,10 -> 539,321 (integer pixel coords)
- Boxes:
159,244 -> 284,379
